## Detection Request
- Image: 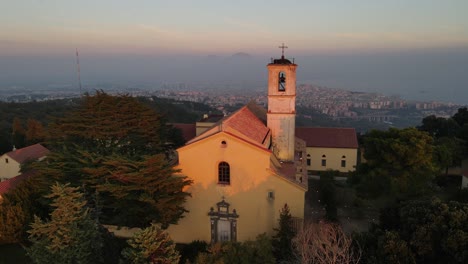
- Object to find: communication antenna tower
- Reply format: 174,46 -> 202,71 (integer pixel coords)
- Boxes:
75,48 -> 83,95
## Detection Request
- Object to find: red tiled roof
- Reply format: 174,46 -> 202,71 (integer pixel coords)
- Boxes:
4,144 -> 49,163
172,123 -> 196,142
0,171 -> 35,196
278,162 -> 296,180
295,127 -> 358,148
186,104 -> 270,146
223,106 -> 270,145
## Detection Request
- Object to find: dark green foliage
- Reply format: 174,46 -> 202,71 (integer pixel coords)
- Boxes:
451,188 -> 468,203
121,223 -> 180,264
0,202 -> 26,245
0,95 -> 216,153
0,176 -> 49,245
357,230 -> 416,264
418,115 -> 460,138
27,183 -> 103,264
433,137 -> 465,174
453,107 -> 468,127
357,198 -> 468,264
101,229 -> 128,264
141,96 -> 218,124
0,99 -> 78,153
354,127 -> 437,198
0,243 -> 31,264
32,92 -> 192,228
11,117 -> 26,149
418,107 -> 468,162
24,119 -> 46,146
194,234 -> 275,264
177,240 -> 209,264
272,204 -> 296,262
83,154 -> 192,228
319,171 -> 338,221
47,91 -> 165,156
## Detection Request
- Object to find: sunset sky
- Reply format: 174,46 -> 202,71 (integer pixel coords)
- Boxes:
2,0 -> 468,55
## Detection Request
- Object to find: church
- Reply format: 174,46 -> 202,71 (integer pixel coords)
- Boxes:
168,48 -> 357,243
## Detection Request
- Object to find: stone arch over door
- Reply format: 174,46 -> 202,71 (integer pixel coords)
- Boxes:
208,199 -> 239,243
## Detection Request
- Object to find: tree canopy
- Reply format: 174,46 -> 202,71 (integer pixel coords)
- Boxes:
27,183 -> 103,264
32,92 -> 192,227
356,198 -> 468,264
121,223 -> 180,264
354,127 -> 437,198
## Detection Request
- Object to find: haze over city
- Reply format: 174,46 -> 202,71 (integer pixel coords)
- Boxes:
1,0 -> 468,104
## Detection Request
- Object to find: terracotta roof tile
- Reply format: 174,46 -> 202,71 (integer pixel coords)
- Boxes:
4,144 -> 49,163
186,104 -> 270,146
223,106 -> 270,145
295,127 -> 358,148
0,171 -> 35,195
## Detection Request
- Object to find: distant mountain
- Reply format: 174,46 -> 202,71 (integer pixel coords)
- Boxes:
231,52 -> 252,59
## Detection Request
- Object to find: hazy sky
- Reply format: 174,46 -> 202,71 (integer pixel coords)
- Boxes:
1,1 -> 468,104
2,0 -> 468,55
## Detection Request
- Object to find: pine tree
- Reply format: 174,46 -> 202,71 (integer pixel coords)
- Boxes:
32,91 -> 192,228
27,183 -> 103,264
25,118 -> 45,145
272,204 -> 296,262
12,117 -> 25,148
47,91 -> 165,156
121,223 -> 180,264
0,202 -> 26,244
83,153 -> 192,227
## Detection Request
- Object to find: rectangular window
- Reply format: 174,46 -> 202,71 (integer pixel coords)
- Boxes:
341,160 -> 346,168
321,159 -> 326,167
307,159 -> 311,166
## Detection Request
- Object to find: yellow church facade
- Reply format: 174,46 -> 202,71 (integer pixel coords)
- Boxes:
167,50 -> 308,243
167,128 -> 306,243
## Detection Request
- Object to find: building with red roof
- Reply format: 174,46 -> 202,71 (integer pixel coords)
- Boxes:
296,127 -> 358,173
0,171 -> 35,202
0,144 -> 49,181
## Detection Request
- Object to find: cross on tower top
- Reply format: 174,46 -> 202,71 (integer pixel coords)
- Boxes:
278,43 -> 288,59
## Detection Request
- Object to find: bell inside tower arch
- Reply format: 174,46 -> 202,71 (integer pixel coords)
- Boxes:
278,71 -> 286,91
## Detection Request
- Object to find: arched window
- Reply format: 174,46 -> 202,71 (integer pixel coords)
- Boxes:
218,162 -> 230,184
306,154 -> 311,166
341,155 -> 346,168
278,71 -> 286,91
321,155 -> 327,167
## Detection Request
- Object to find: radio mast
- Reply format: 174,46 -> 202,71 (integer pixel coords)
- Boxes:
75,48 -> 82,95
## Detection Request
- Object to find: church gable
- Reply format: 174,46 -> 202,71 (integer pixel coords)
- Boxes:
186,104 -> 270,149
177,132 -> 272,191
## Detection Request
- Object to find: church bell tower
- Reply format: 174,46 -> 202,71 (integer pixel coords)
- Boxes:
267,44 -> 297,161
